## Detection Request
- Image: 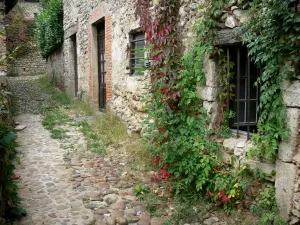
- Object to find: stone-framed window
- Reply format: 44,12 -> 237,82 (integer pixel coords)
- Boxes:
223,45 -> 261,139
129,31 -> 145,75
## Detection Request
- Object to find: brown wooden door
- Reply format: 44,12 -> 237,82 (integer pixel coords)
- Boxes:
97,22 -> 106,110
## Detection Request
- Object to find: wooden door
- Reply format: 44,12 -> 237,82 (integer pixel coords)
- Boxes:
97,22 -> 106,110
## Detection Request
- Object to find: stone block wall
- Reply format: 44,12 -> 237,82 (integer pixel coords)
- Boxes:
61,0 -> 151,131
46,46 -> 64,90
280,79 -> 300,223
0,2 -> 6,75
6,1 -> 46,76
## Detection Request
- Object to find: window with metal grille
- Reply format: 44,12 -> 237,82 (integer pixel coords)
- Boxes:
130,31 -> 145,75
223,46 -> 261,139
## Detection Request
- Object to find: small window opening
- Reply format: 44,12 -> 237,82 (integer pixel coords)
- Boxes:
130,31 -> 145,75
223,46 -> 261,139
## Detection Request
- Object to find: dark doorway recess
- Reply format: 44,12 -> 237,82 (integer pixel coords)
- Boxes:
71,34 -> 78,97
97,21 -> 106,111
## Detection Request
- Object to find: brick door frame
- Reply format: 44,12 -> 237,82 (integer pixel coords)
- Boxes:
88,4 -> 112,109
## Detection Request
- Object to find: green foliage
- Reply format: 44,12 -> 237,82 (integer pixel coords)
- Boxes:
0,102 -> 24,219
78,111 -> 128,154
35,0 -> 63,58
137,0 -> 297,219
42,107 -> 70,131
241,0 -> 300,161
133,184 -> 149,196
135,186 -> 161,216
40,0 -> 51,8
251,187 -> 287,225
50,128 -> 66,139
141,0 -> 228,195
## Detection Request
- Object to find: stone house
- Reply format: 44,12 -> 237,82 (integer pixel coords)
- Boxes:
46,0 -> 300,223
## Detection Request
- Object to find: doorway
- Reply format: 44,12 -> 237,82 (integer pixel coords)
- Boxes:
97,21 -> 106,110
71,34 -> 78,97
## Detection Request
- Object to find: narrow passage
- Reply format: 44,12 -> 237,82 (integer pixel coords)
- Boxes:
10,76 -> 165,225
15,114 -> 95,225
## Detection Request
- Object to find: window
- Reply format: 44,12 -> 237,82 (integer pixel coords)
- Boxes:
130,31 -> 145,75
223,46 -> 261,139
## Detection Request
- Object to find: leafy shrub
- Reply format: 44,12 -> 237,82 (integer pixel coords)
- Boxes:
0,91 -> 24,220
251,187 -> 287,225
40,0 -> 51,8
35,0 -> 63,58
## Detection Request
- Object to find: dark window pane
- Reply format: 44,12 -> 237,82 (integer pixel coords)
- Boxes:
225,46 -> 261,133
249,101 -> 257,122
239,78 -> 246,100
239,102 -> 246,123
250,78 -> 258,99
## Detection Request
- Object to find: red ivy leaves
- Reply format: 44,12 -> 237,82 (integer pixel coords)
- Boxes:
160,165 -> 171,179
207,190 -> 232,206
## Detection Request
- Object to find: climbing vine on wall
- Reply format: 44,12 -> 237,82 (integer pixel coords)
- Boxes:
136,0 -> 298,219
35,0 -> 63,58
241,0 -> 300,161
135,0 -> 256,207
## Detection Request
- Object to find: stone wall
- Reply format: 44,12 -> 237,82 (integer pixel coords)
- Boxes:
0,1 -> 6,75
62,0 -> 151,132
280,81 -> 300,223
6,1 -> 46,76
46,46 -> 64,90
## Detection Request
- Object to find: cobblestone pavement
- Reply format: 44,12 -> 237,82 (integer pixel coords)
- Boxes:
14,115 -> 165,225
7,76 -> 51,115
14,115 -> 95,225
11,76 -> 231,225
9,76 -> 167,225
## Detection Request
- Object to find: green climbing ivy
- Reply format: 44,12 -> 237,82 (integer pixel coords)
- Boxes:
241,0 -> 300,162
136,0 -> 298,218
137,0 -> 251,202
35,0 -> 63,58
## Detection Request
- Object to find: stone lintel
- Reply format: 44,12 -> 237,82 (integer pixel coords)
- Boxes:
215,29 -> 243,46
64,24 -> 78,40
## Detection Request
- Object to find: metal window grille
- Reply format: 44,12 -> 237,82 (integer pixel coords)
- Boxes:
224,46 -> 261,140
130,32 -> 145,75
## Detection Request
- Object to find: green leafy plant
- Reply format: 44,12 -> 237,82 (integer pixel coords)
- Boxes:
51,128 -> 66,139
35,0 -> 63,58
241,0 -> 299,161
0,105 -> 25,220
251,187 -> 287,225
137,0 -> 229,195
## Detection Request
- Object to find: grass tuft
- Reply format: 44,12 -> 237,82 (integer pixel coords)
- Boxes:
79,110 -> 128,154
